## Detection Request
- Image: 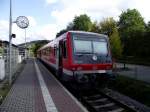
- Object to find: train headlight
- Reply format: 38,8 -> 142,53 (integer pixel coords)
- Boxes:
92,55 -> 97,61
72,67 -> 76,71
106,66 -> 112,69
77,67 -> 82,70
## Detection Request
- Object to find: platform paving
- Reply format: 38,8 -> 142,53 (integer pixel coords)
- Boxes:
0,59 -> 46,112
36,60 -> 86,112
0,59 -> 87,112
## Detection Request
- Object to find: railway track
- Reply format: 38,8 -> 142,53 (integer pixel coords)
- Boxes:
41,60 -> 150,112
77,88 -> 136,112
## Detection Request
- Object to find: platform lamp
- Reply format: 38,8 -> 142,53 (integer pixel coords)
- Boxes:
8,0 -> 12,85
11,34 -> 16,38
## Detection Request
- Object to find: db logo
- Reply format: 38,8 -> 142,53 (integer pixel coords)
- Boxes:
92,55 -> 97,61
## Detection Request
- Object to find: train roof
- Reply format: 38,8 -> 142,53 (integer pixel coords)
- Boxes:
38,31 -> 108,51
38,42 -> 51,51
68,31 -> 107,37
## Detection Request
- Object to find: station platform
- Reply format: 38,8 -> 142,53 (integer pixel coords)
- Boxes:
0,59 -> 87,112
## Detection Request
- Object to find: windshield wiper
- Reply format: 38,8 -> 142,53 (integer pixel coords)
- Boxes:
76,52 -> 92,56
76,52 -> 92,54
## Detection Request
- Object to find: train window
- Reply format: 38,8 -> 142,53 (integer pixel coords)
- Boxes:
93,41 -> 108,55
43,50 -> 45,55
46,49 -> 47,55
49,48 -> 51,53
54,45 -> 57,56
47,48 -> 49,55
63,41 -> 67,58
74,40 -> 92,53
55,48 -> 57,56
54,48 -> 55,56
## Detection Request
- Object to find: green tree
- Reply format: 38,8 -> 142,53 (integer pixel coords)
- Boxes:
146,21 -> 150,32
31,41 -> 49,56
99,18 -> 122,58
31,43 -> 43,57
90,21 -> 101,33
99,17 -> 116,36
66,22 -> 74,30
73,14 -> 92,31
56,29 -> 67,38
56,14 -> 92,37
119,9 -> 145,34
0,47 -> 3,55
118,9 -> 145,56
110,28 -> 122,58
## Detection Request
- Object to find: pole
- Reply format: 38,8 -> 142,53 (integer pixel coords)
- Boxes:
25,28 -> 27,59
9,0 -> 12,85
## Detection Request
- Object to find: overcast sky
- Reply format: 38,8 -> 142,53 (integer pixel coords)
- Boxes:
0,0 -> 150,44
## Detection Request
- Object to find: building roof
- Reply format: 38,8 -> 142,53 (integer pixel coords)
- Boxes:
1,41 -> 18,48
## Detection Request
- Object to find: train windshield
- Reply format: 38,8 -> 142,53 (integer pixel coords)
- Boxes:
74,40 -> 92,53
93,41 -> 108,54
73,36 -> 108,55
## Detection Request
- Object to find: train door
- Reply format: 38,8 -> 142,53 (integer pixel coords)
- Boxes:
56,41 -> 63,77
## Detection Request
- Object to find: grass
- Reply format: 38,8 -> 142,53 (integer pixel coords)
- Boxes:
108,75 -> 150,107
0,83 -> 11,104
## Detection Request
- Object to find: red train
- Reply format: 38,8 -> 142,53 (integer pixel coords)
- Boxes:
37,31 -> 114,83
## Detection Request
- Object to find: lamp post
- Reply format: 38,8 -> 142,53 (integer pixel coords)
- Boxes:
8,0 -> 16,85
8,0 -> 29,85
8,0 -> 12,85
25,28 -> 27,58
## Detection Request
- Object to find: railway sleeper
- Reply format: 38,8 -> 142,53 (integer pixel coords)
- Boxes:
83,94 -> 102,100
95,104 -> 123,112
88,99 -> 112,106
87,98 -> 108,103
93,102 -> 115,109
108,108 -> 124,112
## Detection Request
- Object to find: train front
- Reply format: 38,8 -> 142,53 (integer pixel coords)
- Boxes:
69,32 -> 114,83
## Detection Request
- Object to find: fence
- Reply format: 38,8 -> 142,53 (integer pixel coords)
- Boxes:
0,47 -> 23,81
0,59 -> 5,80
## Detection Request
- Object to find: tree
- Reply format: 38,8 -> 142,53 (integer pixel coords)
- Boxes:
110,28 -> 122,58
90,21 -> 101,33
73,14 -> 92,31
99,18 -> 122,58
146,21 -> 150,32
118,9 -> 146,56
99,17 -> 116,36
30,40 -> 49,57
56,14 -> 92,38
56,29 -> 67,38
119,9 -> 145,34
0,47 -> 3,56
66,22 -> 74,30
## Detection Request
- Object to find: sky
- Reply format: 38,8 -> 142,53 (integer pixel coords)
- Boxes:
0,0 -> 150,44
